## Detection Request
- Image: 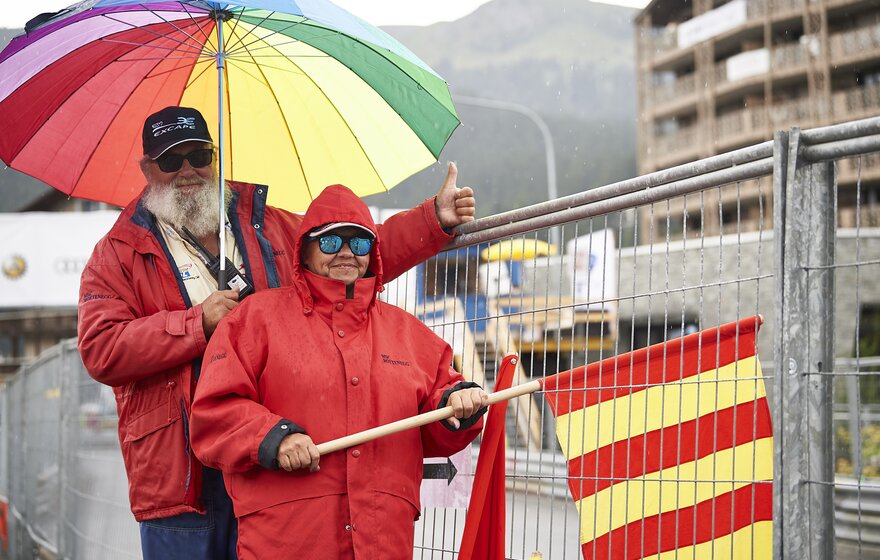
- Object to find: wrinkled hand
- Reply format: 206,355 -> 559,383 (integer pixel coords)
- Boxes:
277,433 -> 320,473
447,388 -> 489,429
201,289 -> 239,338
434,162 -> 476,230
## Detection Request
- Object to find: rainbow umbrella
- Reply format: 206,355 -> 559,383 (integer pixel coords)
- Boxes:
0,0 -> 460,212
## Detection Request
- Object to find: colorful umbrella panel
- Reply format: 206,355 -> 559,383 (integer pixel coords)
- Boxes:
0,0 -> 460,211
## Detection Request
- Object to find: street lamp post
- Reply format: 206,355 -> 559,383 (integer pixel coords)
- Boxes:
453,95 -> 561,248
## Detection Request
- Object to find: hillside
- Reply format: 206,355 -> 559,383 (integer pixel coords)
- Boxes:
386,0 -> 636,120
366,0 -> 638,215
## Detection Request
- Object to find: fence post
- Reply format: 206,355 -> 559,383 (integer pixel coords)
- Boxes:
774,127 -> 837,558
58,340 -> 78,558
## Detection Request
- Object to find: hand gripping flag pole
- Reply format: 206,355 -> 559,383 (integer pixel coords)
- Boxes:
315,356 -> 537,456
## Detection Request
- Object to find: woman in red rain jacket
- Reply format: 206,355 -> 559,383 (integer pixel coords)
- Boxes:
190,184 -> 487,559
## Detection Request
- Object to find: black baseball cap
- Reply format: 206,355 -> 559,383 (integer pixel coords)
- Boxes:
142,106 -> 213,159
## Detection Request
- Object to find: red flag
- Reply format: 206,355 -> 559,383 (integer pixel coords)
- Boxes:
458,354 -> 518,560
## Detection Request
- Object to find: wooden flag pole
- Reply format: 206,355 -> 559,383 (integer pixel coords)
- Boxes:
315,379 -> 543,456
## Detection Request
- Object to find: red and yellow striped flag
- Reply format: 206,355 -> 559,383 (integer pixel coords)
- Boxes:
542,316 -> 772,559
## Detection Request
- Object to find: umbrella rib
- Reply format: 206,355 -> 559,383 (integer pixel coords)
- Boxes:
224,18 -> 323,59
183,57 -> 216,86
224,29 -> 367,63
235,35 -> 387,197
225,35 -> 333,59
227,53 -> 328,59
98,37 -> 208,58
97,8 -> 214,56
198,8 -> 318,63
228,38 -> 313,200
229,25 -> 449,167
224,56 -> 304,81
141,2 -> 215,52
177,2 -> 220,53
220,7 -> 268,55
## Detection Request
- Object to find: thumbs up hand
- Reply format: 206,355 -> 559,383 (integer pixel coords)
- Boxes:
434,161 -> 476,230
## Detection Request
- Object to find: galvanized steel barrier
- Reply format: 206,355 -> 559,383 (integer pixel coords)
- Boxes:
1,116 -> 879,558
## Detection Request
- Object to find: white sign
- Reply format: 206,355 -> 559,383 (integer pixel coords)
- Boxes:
566,229 -> 617,312
478,260 -> 513,298
678,0 -> 747,49
726,48 -> 769,82
0,211 -> 119,307
420,446 -> 473,509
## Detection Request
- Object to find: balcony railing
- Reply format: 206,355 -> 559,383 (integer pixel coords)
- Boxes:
768,97 -> 812,128
645,0 -> 797,56
828,22 -> 880,62
832,83 -> 880,120
643,26 -> 680,59
653,125 -> 699,160
714,42 -> 806,87
769,0 -> 803,16
652,96 -> 817,161
715,106 -> 768,140
652,73 -> 697,107
772,42 -> 807,71
839,204 -> 880,229
838,152 -> 880,188
747,0 -> 768,18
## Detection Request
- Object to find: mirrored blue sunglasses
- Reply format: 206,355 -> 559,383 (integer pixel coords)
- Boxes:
315,234 -> 373,256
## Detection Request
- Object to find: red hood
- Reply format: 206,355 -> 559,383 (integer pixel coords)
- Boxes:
293,184 -> 384,310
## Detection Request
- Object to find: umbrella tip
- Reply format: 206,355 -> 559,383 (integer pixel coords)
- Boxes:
208,8 -> 235,22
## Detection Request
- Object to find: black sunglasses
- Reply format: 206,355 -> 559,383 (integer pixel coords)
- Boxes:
314,234 -> 373,256
156,148 -> 213,173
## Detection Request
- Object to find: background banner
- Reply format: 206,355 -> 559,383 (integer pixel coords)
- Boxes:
0,211 -> 119,307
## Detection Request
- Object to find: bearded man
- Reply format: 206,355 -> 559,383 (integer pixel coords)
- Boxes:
77,106 -> 476,560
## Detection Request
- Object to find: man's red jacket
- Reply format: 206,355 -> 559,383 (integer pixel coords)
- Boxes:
77,181 -> 452,521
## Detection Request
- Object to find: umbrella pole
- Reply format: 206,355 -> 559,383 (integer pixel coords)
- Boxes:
215,11 -> 227,289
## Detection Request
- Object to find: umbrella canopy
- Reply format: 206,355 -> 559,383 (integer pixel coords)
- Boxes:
480,239 -> 558,262
0,0 -> 460,211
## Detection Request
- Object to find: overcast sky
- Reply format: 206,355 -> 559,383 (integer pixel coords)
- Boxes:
0,0 -> 647,29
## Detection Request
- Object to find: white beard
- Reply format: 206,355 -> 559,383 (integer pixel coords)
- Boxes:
142,175 -> 232,238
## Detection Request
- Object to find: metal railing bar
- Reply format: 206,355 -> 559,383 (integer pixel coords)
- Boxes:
804,371 -> 880,377
451,158 -> 773,247
800,115 -> 880,145
66,485 -> 132,508
804,258 -> 880,270
62,517 -> 140,558
7,501 -> 59,556
539,375 -> 770,391
801,135 -> 880,163
510,475 -> 774,484
808,480 -> 880,490
836,357 -> 880,367
454,142 -> 773,237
